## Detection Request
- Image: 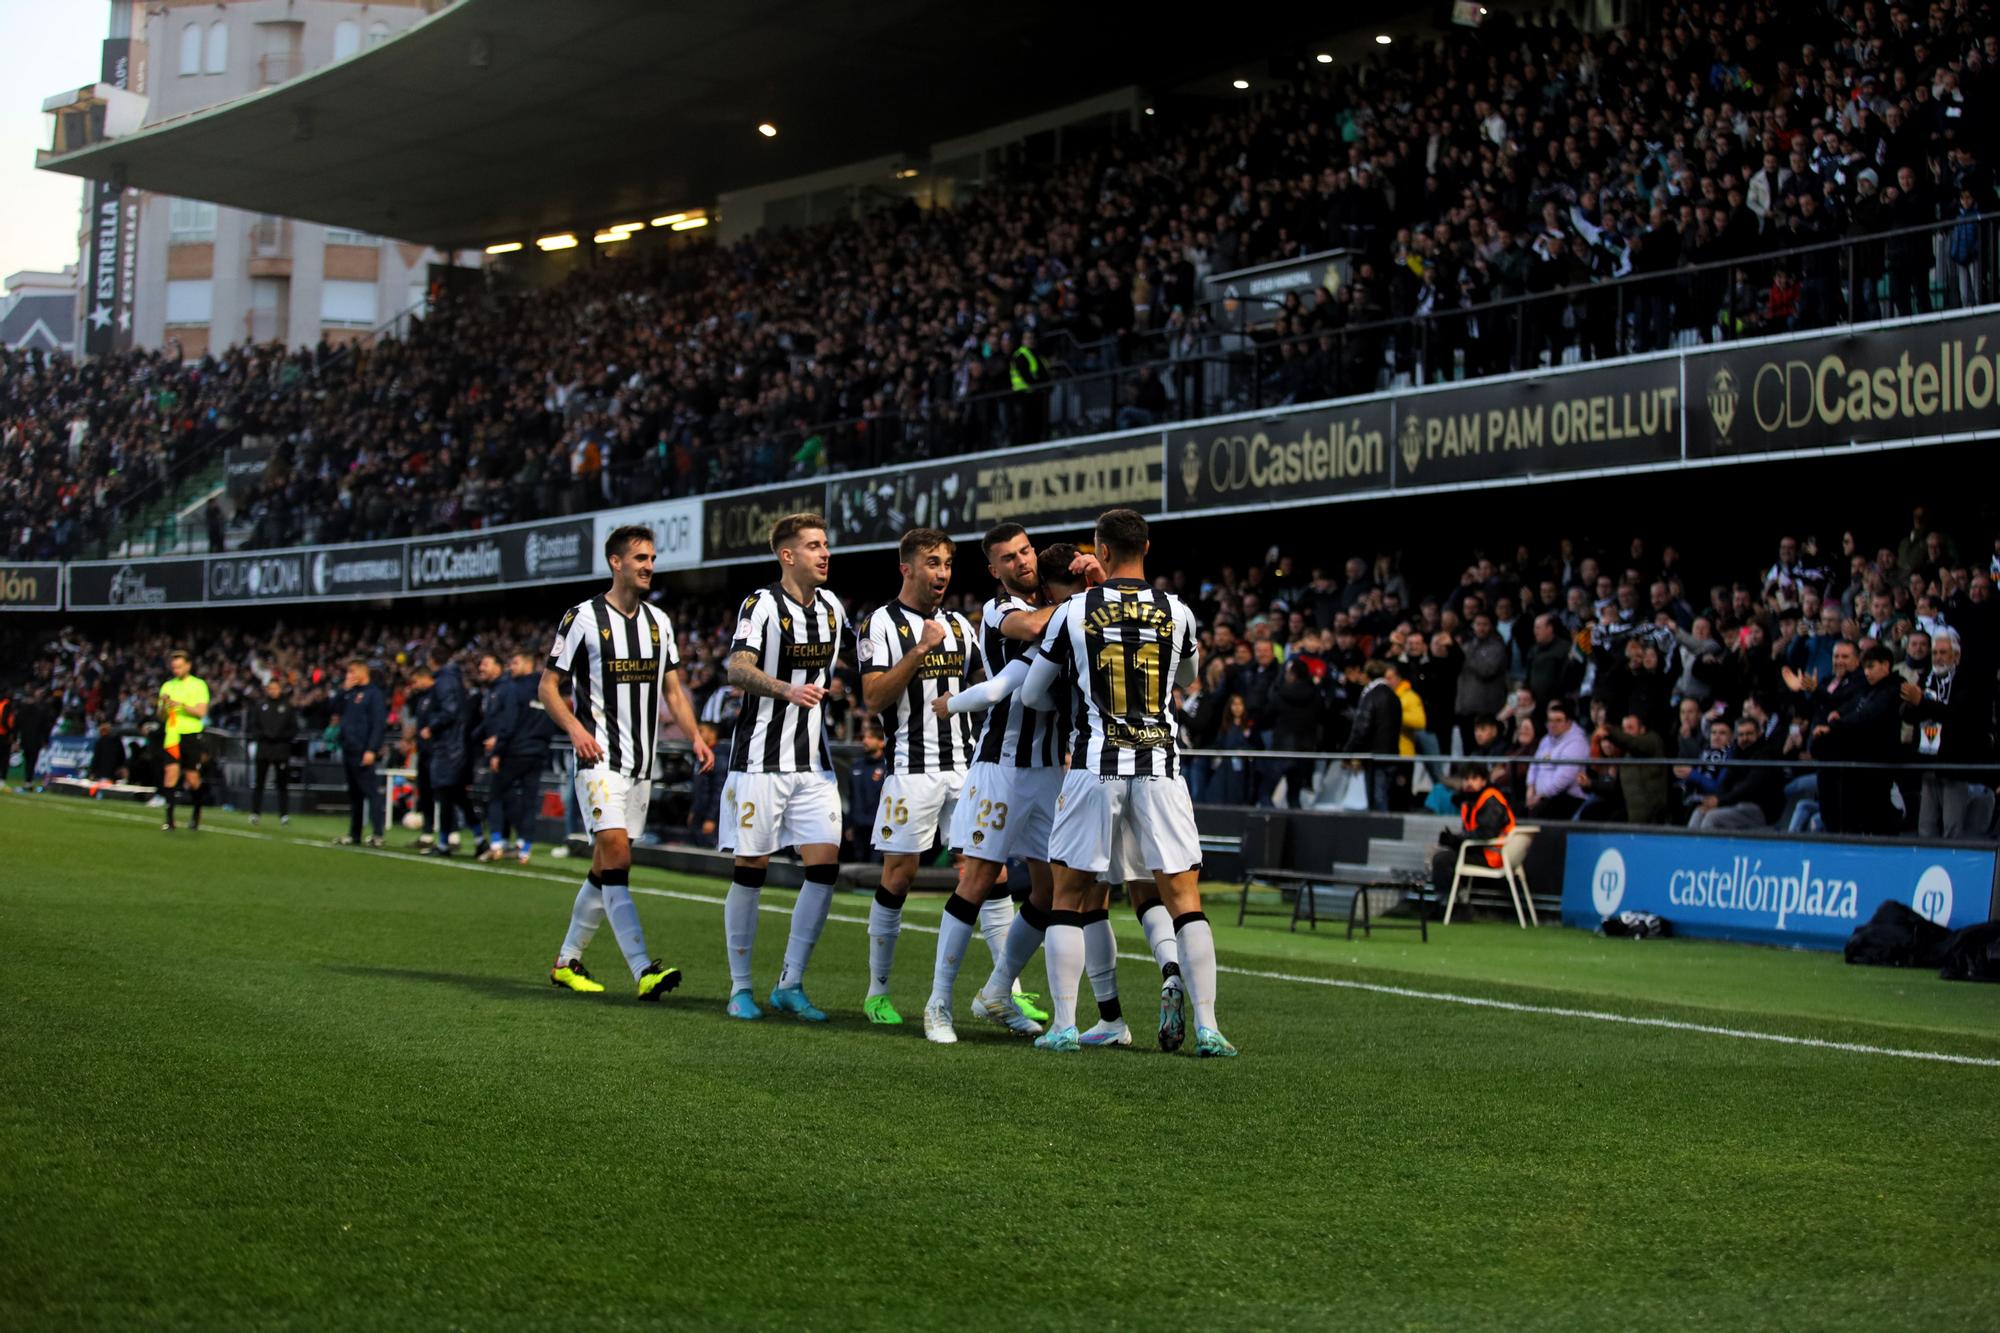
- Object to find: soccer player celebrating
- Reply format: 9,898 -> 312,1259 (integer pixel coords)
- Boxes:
1021,509 -> 1235,1057
717,513 -> 849,1022
919,526 -> 1072,1044
857,527 -> 979,1025
157,649 -> 210,832
540,524 -> 712,1000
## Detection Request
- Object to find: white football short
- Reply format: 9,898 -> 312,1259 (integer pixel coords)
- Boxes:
576,767 -> 651,838
950,763 -> 1061,863
1047,770 -> 1204,878
872,770 -> 965,855
718,770 -> 844,857
1101,825 -> 1154,889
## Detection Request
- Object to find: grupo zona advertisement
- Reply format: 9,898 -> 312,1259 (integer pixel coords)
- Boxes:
1562,830 -> 1997,950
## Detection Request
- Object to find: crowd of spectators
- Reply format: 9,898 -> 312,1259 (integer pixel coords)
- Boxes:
7,501 -> 1997,842
9,3 -> 1999,564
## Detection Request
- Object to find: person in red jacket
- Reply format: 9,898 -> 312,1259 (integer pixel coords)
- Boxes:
1431,765 -> 1516,911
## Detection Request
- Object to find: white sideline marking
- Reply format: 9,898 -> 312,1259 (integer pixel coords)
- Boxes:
12,793 -> 1999,1069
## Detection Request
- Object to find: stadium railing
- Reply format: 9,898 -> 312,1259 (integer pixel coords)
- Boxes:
703,213 -> 2000,481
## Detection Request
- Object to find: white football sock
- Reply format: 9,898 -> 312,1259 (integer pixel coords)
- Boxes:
599,874 -> 652,980
866,893 -> 903,998
930,897 -> 979,1009
977,895 -> 1014,963
778,880 -> 834,990
1138,901 -> 1181,979
1082,912 -> 1119,1003
1176,914 -> 1220,1031
558,875 -> 605,963
723,881 -> 761,993
982,904 -> 1048,999
1043,919 -> 1086,1032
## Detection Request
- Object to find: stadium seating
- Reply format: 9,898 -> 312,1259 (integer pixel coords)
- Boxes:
7,1 -> 1997,561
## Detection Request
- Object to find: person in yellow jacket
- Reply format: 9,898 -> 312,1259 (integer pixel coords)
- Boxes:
1392,664 -> 1427,756
157,649 -> 211,831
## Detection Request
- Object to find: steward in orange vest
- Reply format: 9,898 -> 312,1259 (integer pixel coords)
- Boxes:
1430,766 -> 1516,907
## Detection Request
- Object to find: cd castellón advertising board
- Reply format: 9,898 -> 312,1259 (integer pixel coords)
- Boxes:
65,519 -> 598,611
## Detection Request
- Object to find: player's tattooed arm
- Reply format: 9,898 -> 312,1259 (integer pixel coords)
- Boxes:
729,649 -> 824,707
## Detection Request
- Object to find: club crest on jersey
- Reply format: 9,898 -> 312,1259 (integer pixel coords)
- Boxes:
859,637 -> 876,664
650,622 -> 661,644
971,830 -> 984,845
881,824 -> 894,838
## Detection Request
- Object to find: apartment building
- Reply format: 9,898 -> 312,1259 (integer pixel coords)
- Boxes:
125,0 -> 453,354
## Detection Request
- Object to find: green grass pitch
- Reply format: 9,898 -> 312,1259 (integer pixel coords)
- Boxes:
3,791 -> 1999,1330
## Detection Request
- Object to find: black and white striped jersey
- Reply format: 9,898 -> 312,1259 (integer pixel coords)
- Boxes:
727,584 -> 846,774
860,601 -> 978,775
547,596 -> 682,780
973,594 -> 1060,769
1038,580 -> 1200,778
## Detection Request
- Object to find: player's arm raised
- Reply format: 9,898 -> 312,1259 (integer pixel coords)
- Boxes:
1019,653 -> 1064,713
999,604 -> 1058,643
728,649 -> 824,709
539,667 -> 603,765
936,653 -> 1032,718
661,668 -> 713,773
862,617 -> 945,712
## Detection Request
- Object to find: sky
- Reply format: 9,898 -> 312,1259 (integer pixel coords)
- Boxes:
0,1 -> 112,280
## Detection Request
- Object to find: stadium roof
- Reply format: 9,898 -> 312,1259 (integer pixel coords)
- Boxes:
36,0 -> 1339,251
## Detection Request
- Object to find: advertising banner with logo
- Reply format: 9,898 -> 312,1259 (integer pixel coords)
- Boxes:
1204,248 -> 1351,330
308,544 -> 407,600
0,563 -> 63,612
81,36 -> 139,359
1167,402 -> 1392,513
407,519 -> 594,594
206,551 -> 309,604
68,558 -> 208,610
33,736 -> 97,784
1686,311 -> 2000,458
705,488 -> 829,562
826,434 -> 1163,550
223,443 -> 276,501
1563,830 -> 1996,950
1391,359 -> 1683,487
593,498 -> 701,572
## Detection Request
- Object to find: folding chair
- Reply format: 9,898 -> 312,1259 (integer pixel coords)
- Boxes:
1442,825 -> 1539,928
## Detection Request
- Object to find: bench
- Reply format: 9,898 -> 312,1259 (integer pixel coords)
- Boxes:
1231,815 -> 1430,941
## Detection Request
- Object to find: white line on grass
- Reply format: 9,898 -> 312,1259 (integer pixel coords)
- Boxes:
14,793 -> 2000,1069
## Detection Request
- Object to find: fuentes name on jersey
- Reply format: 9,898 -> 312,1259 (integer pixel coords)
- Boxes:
1041,580 -> 1199,778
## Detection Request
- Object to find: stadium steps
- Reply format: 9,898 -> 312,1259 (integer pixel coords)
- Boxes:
107,458 -> 229,557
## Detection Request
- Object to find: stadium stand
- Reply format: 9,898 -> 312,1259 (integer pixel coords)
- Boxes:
8,1 -> 1999,561
11,507 -> 1994,837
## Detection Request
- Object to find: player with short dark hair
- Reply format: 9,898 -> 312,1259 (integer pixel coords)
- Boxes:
157,650 -> 210,831
1021,509 -> 1235,1056
857,527 -> 979,1025
540,524 -> 712,1000
717,512 -> 850,1022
